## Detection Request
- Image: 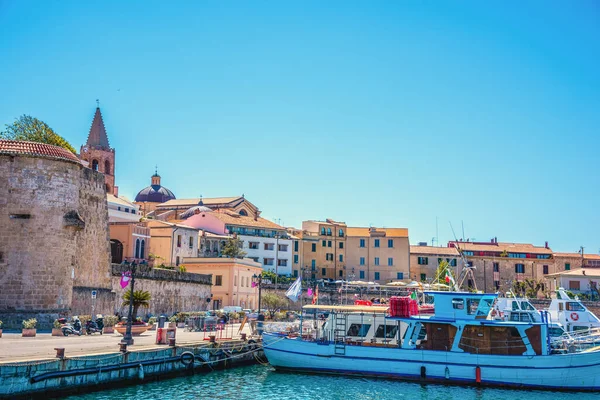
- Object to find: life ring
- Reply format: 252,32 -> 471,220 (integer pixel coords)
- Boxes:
180,351 -> 195,367
571,312 -> 579,321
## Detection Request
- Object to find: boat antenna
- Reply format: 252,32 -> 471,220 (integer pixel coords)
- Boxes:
450,222 -> 478,292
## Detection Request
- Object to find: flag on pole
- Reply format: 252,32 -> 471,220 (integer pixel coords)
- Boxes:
445,269 -> 456,286
410,290 -> 417,300
285,277 -> 302,303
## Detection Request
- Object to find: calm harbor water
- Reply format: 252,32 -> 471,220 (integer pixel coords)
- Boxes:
64,365 -> 600,400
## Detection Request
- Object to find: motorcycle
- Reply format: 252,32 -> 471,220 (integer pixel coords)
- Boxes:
86,316 -> 104,335
61,317 -> 82,336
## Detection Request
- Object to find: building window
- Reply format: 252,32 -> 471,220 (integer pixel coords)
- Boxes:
176,256 -> 180,266
565,263 -> 571,271
131,209 -> 136,214
264,258 -> 274,266
215,275 -> 222,286
189,236 -> 194,249
569,281 -> 580,290
278,244 -> 288,252
118,206 -> 121,211
135,239 -> 140,258
322,268 -> 326,276
264,243 -> 275,251
543,265 -> 549,275
360,239 -> 365,248
360,257 -> 365,266
328,240 -> 332,247
249,242 -> 259,249
374,239 -> 380,248
177,235 -> 182,248
326,253 -> 333,261
234,275 -> 238,287
327,228 -> 332,236
515,264 -> 525,274
277,259 -> 288,267
339,270 -> 343,277
250,257 -> 259,263
321,227 -> 326,235
417,257 -> 428,265
125,208 -> 129,213
322,240 -> 326,247
294,241 -> 299,252
420,273 -> 426,281
312,243 -> 316,252
294,255 -> 299,264
339,229 -> 344,237
493,262 -> 499,272
339,242 -> 344,249
494,281 -> 500,290
311,259 -> 316,269
450,258 -> 457,267
388,239 -> 393,248
388,258 -> 393,266
397,272 -> 404,280
463,251 -> 474,256
294,270 -> 298,277
140,240 -> 145,259
339,254 -> 343,262
359,270 -> 365,279
374,272 -> 380,280
92,159 -> 99,171
374,257 -> 380,266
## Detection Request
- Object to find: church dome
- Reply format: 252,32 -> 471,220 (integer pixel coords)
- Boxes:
180,205 -> 212,219
134,170 -> 176,203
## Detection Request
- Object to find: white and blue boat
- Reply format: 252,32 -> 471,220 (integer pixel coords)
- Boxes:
263,291 -> 600,390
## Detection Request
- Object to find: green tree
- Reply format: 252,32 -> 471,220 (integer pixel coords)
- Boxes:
1,115 -> 76,154
122,289 -> 152,320
434,259 -> 454,285
261,292 -> 287,317
221,237 -> 247,259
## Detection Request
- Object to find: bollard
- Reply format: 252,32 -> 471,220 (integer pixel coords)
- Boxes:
209,335 -> 216,343
54,348 -> 65,359
241,333 -> 247,341
119,343 -> 128,353
168,337 -> 176,347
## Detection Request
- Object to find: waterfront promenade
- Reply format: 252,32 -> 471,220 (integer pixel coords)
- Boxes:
0,324 -> 254,363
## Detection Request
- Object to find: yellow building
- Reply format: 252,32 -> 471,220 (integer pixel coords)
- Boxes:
183,257 -> 262,310
300,219 -> 347,280
346,227 -> 410,283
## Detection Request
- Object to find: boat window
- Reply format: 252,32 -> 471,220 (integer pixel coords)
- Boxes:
476,298 -> 494,317
509,313 -> 520,322
520,313 -> 531,322
558,303 -> 564,311
566,302 -> 585,312
374,324 -> 399,338
417,325 -> 427,341
522,302 -> 535,311
424,295 -> 434,304
347,323 -> 371,337
467,299 -> 480,315
452,298 -> 464,310
572,325 -> 589,332
548,327 -> 565,337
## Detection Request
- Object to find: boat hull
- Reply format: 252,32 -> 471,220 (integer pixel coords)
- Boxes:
263,333 -> 600,390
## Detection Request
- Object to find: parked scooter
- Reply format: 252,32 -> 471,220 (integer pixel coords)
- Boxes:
85,315 -> 104,335
61,317 -> 82,336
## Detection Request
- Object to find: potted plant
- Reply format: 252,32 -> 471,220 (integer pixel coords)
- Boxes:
176,312 -> 187,328
0,320 -> 3,338
148,316 -> 157,331
22,318 -> 37,337
168,315 -> 177,328
230,312 -> 240,323
115,289 -> 151,336
52,319 -> 63,336
103,315 -> 118,334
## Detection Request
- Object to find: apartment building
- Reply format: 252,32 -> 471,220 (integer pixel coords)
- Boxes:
346,227 -> 410,283
410,244 -> 463,283
300,219 -> 347,280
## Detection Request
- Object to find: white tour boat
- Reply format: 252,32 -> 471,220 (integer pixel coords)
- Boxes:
263,291 -> 600,390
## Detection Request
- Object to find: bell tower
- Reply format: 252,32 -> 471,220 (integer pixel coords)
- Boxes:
80,101 -> 115,193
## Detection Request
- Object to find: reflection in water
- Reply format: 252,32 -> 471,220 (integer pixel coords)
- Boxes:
64,365 -> 600,400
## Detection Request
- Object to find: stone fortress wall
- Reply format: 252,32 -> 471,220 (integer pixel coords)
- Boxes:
0,143 -> 111,329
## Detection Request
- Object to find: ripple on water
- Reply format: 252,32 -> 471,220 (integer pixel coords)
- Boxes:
63,365 -> 600,400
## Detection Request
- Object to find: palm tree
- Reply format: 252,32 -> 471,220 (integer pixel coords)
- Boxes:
122,290 -> 151,320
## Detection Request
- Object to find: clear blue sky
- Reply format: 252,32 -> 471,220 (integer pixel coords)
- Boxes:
1,1 -> 598,253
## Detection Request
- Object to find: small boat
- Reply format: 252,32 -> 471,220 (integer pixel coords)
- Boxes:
263,291 -> 600,390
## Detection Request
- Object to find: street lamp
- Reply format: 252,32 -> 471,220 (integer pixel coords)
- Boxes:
121,260 -> 138,346
252,274 -> 263,313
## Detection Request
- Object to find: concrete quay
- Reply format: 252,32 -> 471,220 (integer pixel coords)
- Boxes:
0,325 -> 263,399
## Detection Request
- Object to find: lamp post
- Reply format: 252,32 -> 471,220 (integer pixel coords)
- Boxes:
121,260 -> 138,346
252,274 -> 263,313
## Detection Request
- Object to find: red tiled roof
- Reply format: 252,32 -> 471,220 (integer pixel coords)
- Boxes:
410,246 -> 460,256
0,140 -> 80,164
449,241 -> 553,254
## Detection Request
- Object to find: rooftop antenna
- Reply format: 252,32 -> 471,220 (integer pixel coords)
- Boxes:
461,220 -> 465,243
